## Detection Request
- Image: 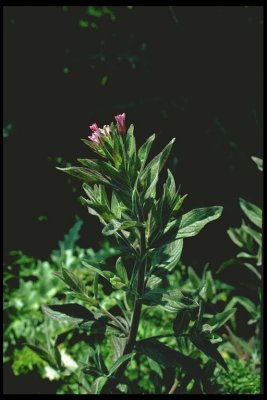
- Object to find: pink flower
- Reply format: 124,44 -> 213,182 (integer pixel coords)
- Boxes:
88,132 -> 100,143
89,123 -> 99,132
115,113 -> 126,134
88,123 -> 100,143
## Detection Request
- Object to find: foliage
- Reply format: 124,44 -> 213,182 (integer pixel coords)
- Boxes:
213,358 -> 261,394
3,119 -> 261,394
35,114 -> 233,394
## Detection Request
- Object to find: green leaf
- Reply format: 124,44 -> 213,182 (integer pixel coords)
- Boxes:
143,288 -> 198,312
82,261 -> 114,281
67,291 -> 98,306
239,198 -> 262,228
111,192 -> 122,219
224,296 -> 256,315
79,318 -> 124,338
91,376 -> 108,394
126,125 -> 136,177
107,353 -> 133,376
188,266 -> 201,289
115,257 -> 128,284
136,339 -> 202,378
190,333 -> 228,371
165,169 -> 176,199
140,138 -> 175,199
243,263 -> 261,279
78,159 -> 129,188
57,166 -> 110,185
82,261 -> 126,290
227,227 -> 245,248
147,239 -> 183,288
172,193 -> 188,213
160,206 -> 223,245
251,156 -> 263,171
111,336 -> 127,362
102,219 -> 142,236
241,225 -> 262,246
61,268 -> 86,294
205,308 -> 237,331
56,218 -> 83,252
42,304 -> 94,324
173,310 -> 191,336
26,344 -> 56,367
137,133 -> 155,172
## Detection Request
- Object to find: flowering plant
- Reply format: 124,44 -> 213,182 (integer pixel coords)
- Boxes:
38,114 -> 236,394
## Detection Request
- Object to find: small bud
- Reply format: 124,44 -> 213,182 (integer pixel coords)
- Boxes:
89,123 -> 99,132
115,113 -> 126,134
103,125 -> 110,136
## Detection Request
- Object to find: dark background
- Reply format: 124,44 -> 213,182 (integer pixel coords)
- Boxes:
3,5 -> 263,273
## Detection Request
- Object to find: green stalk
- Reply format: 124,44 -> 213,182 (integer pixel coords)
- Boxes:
101,229 -> 146,393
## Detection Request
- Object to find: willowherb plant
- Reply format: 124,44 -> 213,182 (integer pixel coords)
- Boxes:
40,114 -> 234,394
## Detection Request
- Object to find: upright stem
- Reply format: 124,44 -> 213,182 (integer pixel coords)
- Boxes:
101,229 -> 146,393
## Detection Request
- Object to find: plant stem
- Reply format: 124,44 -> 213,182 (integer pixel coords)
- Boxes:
169,377 -> 180,394
99,305 -> 128,336
101,229 -> 147,393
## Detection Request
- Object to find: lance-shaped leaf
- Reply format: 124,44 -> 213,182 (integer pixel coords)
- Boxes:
79,318 -> 125,337
26,343 -> 57,367
80,197 -> 115,223
82,261 -> 126,290
42,304 -> 94,325
204,308 -> 237,331
188,266 -> 201,289
107,353 -> 133,377
157,206 -> 223,246
173,309 -> 191,336
139,138 -> 176,199
135,339 -> 202,378
147,239 -> 183,288
115,257 -> 128,284
57,166 -> 110,185
239,198 -> 262,228
126,125 -> 137,182
137,133 -> 155,172
78,159 -> 129,188
251,156 -> 263,171
142,287 -> 198,312
189,332 -> 228,371
91,376 -> 108,394
241,225 -> 262,246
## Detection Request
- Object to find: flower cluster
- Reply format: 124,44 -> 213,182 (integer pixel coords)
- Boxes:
88,113 -> 126,143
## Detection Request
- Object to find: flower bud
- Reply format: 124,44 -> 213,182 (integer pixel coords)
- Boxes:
115,113 -> 126,134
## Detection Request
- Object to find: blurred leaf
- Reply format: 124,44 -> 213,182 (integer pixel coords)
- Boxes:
100,75 -> 108,86
3,123 -> 12,138
251,156 -> 263,171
